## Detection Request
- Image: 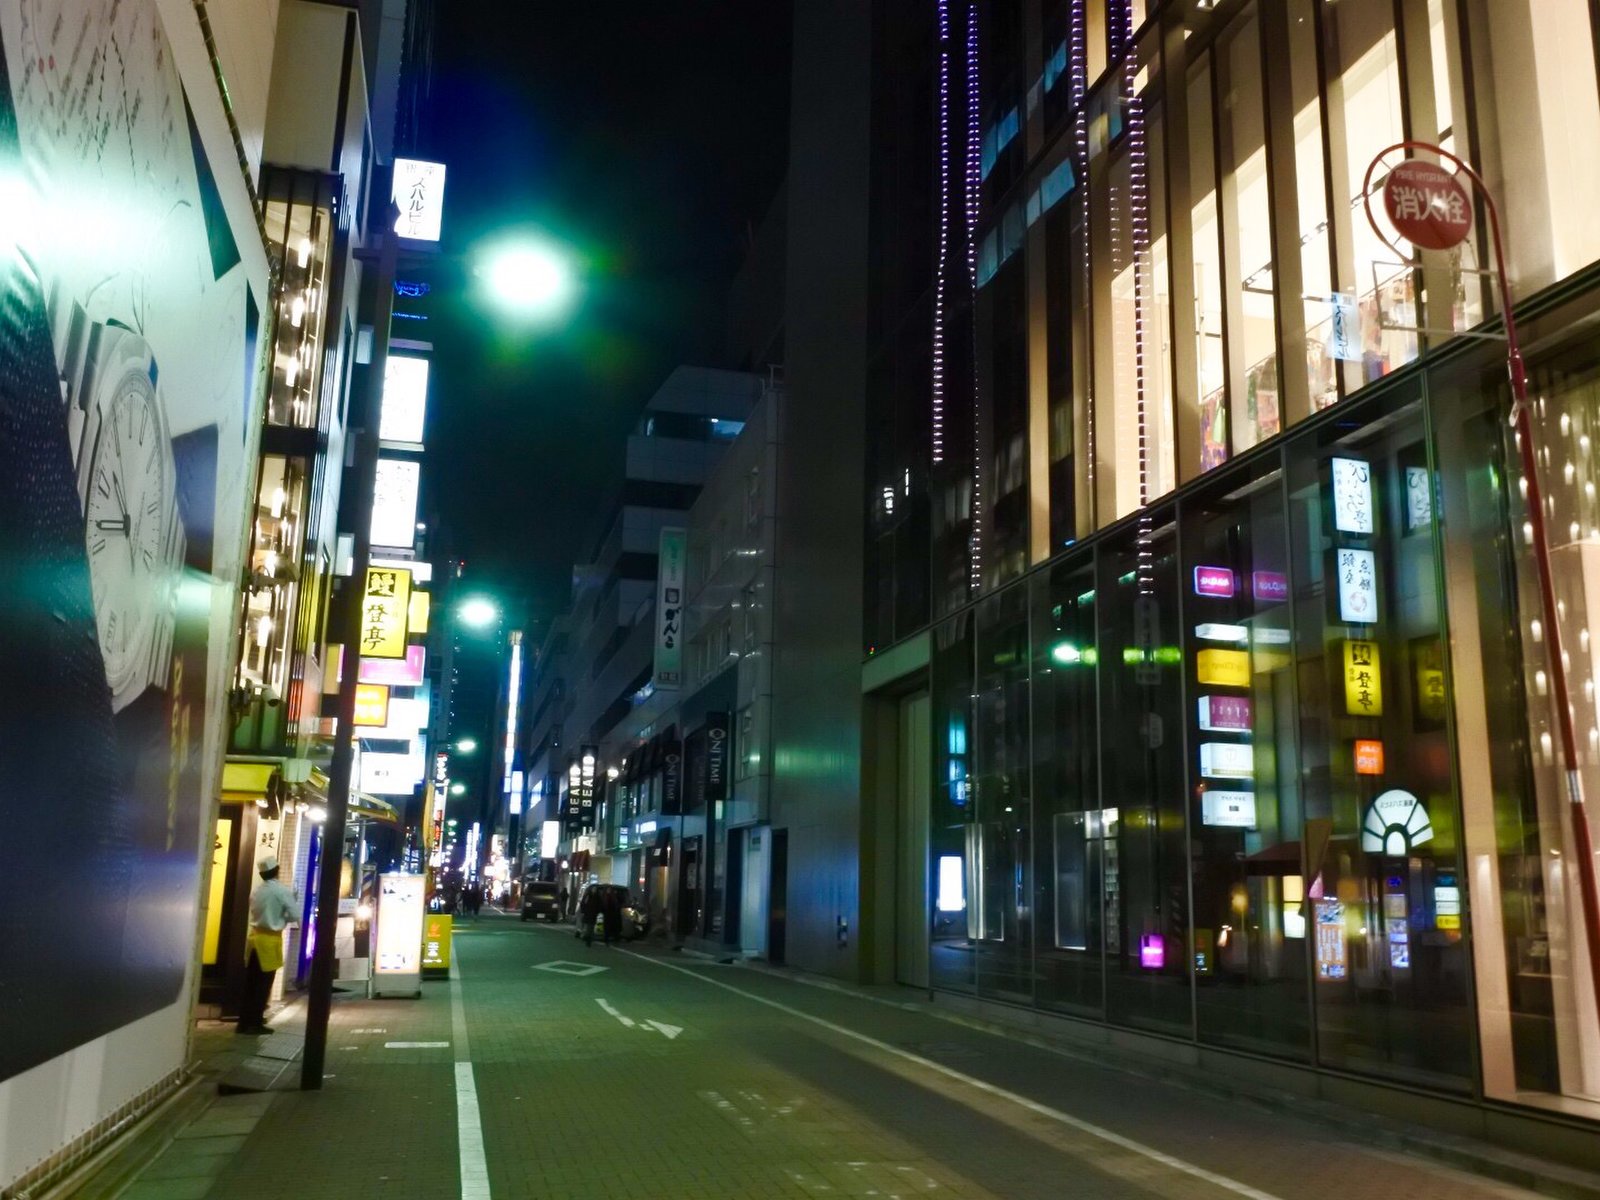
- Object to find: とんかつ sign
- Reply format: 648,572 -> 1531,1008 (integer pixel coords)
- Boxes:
1382,160 -> 1472,252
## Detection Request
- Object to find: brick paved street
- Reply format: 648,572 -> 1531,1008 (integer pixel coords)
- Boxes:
117,911 -> 1555,1199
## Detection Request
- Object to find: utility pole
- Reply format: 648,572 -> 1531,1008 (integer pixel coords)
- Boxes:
302,211 -> 399,1090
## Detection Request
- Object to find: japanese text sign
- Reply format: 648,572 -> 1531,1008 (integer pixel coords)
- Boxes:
354,683 -> 391,727
1336,548 -> 1378,624
1331,458 -> 1373,534
1382,160 -> 1472,252
653,527 -> 687,690
392,159 -> 446,242
362,567 -> 412,658
1343,639 -> 1384,716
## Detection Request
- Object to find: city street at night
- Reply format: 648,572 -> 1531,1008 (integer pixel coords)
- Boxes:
108,914 -> 1574,1199
9,1 -> 1600,1195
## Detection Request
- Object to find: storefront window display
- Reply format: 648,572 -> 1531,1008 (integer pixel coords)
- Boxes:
1185,58 -> 1227,473
1182,456 -> 1308,1061
262,174 -> 335,430
931,610 -> 977,993
238,455 -> 307,708
1098,509 -> 1189,1035
1286,391 -> 1471,1091
1031,558 -> 1103,1019
972,585 -> 1033,1001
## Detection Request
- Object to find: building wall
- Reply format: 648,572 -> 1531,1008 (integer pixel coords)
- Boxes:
769,0 -> 872,978
191,0 -> 280,181
0,0 -> 273,1185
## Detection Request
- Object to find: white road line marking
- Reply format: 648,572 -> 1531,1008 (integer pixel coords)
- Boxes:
384,1041 -> 451,1049
450,935 -> 492,1200
644,1019 -> 683,1039
596,998 -> 635,1027
620,950 -> 1285,1200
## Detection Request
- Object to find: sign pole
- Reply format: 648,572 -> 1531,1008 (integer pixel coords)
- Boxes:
301,215 -> 399,1090
1364,142 -> 1600,1038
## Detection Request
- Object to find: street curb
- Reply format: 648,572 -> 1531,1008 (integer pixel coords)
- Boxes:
736,960 -> 1600,1200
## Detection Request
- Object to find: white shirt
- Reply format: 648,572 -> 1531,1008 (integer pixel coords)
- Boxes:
250,878 -> 298,932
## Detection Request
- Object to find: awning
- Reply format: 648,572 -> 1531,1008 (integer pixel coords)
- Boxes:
218,758 -> 397,825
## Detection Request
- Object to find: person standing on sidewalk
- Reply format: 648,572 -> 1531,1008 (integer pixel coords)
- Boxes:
579,885 -> 601,946
601,887 -> 623,946
237,856 -> 297,1035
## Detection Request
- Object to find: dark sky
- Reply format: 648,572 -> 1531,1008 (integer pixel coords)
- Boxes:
417,4 -> 793,628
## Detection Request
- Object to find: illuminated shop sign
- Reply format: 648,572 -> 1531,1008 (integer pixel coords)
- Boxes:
408,589 -> 431,633
359,644 -> 427,686
1316,900 -> 1347,979
1405,466 -> 1434,530
1342,639 -> 1383,716
1198,695 -> 1252,733
354,683 -> 391,727
371,458 -> 421,549
1336,547 -> 1378,624
653,527 -> 687,689
1200,790 -> 1257,828
1434,877 -> 1462,931
1196,649 -> 1250,688
361,751 -> 426,796
374,873 -> 426,993
1193,566 -> 1235,598
379,355 -> 430,444
1331,457 -> 1374,534
1361,788 -> 1433,855
1354,739 -> 1385,775
1194,623 -> 1248,644
1252,571 -> 1289,603
361,566 -> 412,658
1199,742 -> 1255,779
392,158 -> 447,242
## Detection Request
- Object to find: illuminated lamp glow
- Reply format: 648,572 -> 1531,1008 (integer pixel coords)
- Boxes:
936,854 -> 966,913
457,597 -> 498,629
484,241 -> 573,318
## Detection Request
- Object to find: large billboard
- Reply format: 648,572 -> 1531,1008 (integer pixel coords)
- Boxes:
0,0 -> 266,1087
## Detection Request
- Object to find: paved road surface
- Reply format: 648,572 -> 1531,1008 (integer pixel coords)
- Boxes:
123,911 -> 1543,1199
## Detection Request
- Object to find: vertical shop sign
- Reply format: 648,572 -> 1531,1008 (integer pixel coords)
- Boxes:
661,739 -> 683,814
704,714 -> 730,803
362,567 -> 412,658
653,528 -> 687,689
1330,458 -> 1374,534
1335,548 -> 1378,624
1327,293 -> 1361,362
1342,639 -> 1384,716
391,158 -> 448,242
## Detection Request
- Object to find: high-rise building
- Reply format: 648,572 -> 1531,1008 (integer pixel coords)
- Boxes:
854,0 -> 1600,1158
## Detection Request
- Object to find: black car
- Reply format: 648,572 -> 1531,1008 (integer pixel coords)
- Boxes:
520,881 -> 564,922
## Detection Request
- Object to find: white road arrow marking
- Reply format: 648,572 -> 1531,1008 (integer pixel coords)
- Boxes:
596,998 -> 635,1027
644,1020 -> 683,1040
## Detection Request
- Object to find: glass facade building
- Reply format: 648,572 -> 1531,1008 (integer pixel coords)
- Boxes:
864,0 -> 1600,1131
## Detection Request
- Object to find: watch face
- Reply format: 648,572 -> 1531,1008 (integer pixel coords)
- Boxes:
85,366 -> 173,696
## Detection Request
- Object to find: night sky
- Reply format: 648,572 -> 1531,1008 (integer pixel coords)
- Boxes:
416,4 -> 793,630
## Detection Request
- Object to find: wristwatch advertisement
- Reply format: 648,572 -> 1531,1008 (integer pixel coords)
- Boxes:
49,289 -> 187,713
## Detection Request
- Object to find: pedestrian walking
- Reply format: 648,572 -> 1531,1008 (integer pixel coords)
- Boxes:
579,885 -> 600,946
601,887 -> 623,946
237,856 -> 296,1035
468,884 -> 483,917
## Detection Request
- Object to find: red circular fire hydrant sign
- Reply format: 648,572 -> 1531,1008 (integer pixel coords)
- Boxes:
1382,160 -> 1473,251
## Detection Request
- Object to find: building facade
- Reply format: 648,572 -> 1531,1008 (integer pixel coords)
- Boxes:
858,0 -> 1600,1156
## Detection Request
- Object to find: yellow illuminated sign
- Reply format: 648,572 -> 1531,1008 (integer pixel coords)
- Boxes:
354,683 -> 391,728
1343,639 -> 1383,716
408,589 -> 431,634
201,817 -> 232,965
362,567 -> 412,659
422,913 -> 452,975
1196,649 -> 1250,688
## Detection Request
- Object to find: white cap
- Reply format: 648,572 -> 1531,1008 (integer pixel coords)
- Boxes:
259,856 -> 279,876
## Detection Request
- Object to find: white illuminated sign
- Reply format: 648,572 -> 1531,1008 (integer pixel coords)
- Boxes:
541,820 -> 561,858
936,855 -> 966,913
375,873 -> 426,994
1201,790 -> 1257,828
380,356 -> 430,444
1194,623 -> 1249,644
371,458 -> 421,549
1199,742 -> 1255,779
392,158 -> 446,242
1336,547 -> 1378,624
1331,457 -> 1374,534
360,751 -> 426,795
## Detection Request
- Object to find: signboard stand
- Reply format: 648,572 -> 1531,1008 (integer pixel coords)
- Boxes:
372,873 -> 424,998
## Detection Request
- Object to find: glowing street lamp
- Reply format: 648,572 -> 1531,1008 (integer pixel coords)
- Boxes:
457,597 -> 499,629
450,782 -> 467,796
480,239 -> 574,320
455,737 -> 478,754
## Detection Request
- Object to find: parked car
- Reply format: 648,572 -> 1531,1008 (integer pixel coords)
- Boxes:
575,883 -> 649,940
520,881 -> 564,922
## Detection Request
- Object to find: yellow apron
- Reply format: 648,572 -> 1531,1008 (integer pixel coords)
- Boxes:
247,929 -> 285,972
